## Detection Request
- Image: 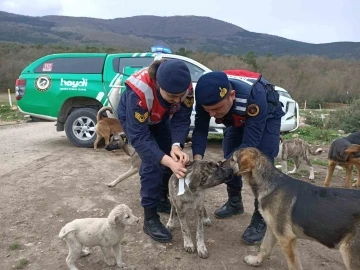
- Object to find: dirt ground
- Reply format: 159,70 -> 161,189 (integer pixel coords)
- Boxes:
0,122 -> 351,270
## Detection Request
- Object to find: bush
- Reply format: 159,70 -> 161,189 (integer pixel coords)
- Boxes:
327,99 -> 360,133
305,113 -> 324,128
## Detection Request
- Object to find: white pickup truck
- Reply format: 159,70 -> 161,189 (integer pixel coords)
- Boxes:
108,52 -> 300,135
108,53 -> 300,135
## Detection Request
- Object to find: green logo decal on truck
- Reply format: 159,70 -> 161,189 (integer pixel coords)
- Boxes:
35,75 -> 52,92
60,78 -> 88,91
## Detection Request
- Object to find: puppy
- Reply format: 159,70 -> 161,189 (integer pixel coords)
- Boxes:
59,204 -> 139,270
223,147 -> 360,270
324,131 -> 360,188
104,132 -> 141,188
166,160 -> 233,258
277,137 -> 323,180
94,106 -> 124,151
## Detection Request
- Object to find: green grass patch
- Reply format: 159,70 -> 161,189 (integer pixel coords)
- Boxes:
207,134 -> 223,143
282,126 -> 341,144
9,243 -> 21,250
0,103 -> 25,122
14,258 -> 28,269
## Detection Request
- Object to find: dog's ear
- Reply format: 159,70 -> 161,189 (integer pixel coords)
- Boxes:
218,158 -> 231,169
185,172 -> 199,193
119,132 -> 127,141
238,149 -> 257,175
232,150 -> 241,162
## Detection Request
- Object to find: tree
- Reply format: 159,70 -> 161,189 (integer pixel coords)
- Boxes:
243,51 -> 258,71
175,47 -> 192,57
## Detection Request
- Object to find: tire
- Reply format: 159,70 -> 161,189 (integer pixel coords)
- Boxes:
65,107 -> 98,148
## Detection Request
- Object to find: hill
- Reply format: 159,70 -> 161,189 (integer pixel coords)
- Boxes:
0,11 -> 360,58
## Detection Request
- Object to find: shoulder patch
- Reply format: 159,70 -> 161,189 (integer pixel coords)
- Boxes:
247,104 -> 259,117
134,111 -> 149,123
183,96 -> 194,108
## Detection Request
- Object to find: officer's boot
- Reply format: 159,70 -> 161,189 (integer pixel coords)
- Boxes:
157,189 -> 171,214
143,207 -> 172,243
214,187 -> 244,219
241,199 -> 267,245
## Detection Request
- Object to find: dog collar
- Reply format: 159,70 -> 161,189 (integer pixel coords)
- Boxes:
177,177 -> 190,196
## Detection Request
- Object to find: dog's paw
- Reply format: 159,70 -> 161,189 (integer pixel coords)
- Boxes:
166,221 -> 175,231
104,257 -> 117,266
94,148 -> 100,152
309,175 -> 315,180
244,255 -> 262,267
80,247 -> 91,257
197,246 -> 208,259
287,171 -> 296,175
117,262 -> 127,269
106,182 -> 116,188
202,217 -> 211,227
352,182 -> 360,188
184,242 -> 195,253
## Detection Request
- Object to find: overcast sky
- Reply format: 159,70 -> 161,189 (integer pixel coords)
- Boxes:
0,0 -> 358,44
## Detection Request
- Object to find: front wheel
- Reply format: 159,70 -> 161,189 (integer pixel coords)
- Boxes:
65,108 -> 98,148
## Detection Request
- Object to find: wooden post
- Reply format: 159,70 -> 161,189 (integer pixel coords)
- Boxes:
8,89 -> 12,107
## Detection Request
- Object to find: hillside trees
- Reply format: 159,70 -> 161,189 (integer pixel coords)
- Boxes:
1,42 -> 359,107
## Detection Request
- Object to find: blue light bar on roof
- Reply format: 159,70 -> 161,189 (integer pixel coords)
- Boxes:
151,46 -> 172,54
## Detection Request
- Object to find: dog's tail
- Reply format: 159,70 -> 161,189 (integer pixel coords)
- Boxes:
309,147 -> 323,156
58,227 -> 75,239
97,106 -> 114,122
344,144 -> 360,159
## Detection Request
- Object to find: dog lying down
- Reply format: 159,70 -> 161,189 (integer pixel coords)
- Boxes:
222,147 -> 360,270
59,204 -> 139,270
166,160 -> 233,258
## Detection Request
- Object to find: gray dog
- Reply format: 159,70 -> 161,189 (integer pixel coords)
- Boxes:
166,160 -> 233,258
105,132 -> 141,188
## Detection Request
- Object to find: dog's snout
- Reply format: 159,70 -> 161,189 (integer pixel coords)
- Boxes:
105,143 -> 119,151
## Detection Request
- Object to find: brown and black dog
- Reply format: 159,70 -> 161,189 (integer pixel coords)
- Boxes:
222,147 -> 360,270
94,106 -> 124,151
323,131 -> 360,188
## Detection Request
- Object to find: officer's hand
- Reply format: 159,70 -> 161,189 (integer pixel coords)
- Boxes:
169,159 -> 187,179
170,145 -> 190,164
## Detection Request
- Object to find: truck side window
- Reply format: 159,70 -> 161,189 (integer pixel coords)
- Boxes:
113,58 -> 154,75
34,57 -> 106,74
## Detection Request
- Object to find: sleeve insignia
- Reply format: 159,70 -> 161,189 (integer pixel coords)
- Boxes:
247,104 -> 260,117
134,111 -> 149,123
219,87 -> 228,98
183,96 -> 194,108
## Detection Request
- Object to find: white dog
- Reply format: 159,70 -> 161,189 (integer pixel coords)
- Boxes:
59,204 -> 139,270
